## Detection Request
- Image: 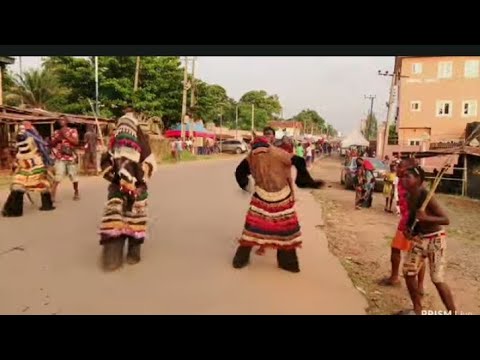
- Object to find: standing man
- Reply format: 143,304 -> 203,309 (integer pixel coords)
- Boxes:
232,127 -> 324,273
51,115 -> 80,201
83,125 -> 98,176
402,166 -> 456,315
175,137 -> 183,161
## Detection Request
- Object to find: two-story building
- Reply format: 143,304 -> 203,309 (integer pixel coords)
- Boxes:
382,56 -> 480,158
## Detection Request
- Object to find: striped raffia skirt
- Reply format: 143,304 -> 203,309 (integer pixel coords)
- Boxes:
239,186 -> 302,250
11,157 -> 53,193
99,183 -> 148,245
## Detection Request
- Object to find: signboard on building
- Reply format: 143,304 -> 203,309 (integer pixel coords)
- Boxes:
387,85 -> 398,124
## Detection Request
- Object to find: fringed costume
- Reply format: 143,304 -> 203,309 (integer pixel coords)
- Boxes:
2,123 -> 55,217
233,137 -> 324,273
98,113 -> 157,271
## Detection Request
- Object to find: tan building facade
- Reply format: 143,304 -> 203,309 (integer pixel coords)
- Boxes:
396,56 -> 480,147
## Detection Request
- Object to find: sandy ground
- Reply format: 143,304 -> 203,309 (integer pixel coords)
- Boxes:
0,157 -> 366,315
311,155 -> 480,315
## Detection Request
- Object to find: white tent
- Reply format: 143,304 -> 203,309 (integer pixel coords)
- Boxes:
341,129 -> 369,148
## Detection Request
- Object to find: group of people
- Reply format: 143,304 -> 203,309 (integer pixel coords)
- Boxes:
1,112 -> 457,314
295,141 -> 316,168
353,157 -> 375,209
351,153 -> 456,314
170,136 -> 218,161
1,107 -> 157,272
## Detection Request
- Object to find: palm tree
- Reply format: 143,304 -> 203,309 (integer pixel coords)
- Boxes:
7,68 -> 63,109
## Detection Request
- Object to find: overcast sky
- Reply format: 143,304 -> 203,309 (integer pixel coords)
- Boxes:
9,56 -> 394,134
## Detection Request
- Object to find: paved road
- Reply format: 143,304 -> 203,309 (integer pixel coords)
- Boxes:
0,158 -> 367,314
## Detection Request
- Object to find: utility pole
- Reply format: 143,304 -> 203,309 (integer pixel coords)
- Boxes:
0,65 -> 3,106
235,105 -> 239,140
378,69 -> 406,158
188,57 -> 197,140
19,56 -> 23,77
190,57 -> 196,109
180,57 -> 189,141
364,95 -> 376,140
94,56 -> 99,116
134,56 -> 140,92
219,113 -> 223,152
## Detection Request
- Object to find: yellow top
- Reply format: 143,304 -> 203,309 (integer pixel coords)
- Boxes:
383,172 -> 397,197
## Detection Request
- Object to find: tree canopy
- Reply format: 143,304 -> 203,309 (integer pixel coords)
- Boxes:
2,57 -> 340,136
237,90 -> 282,130
43,56 -> 184,119
362,113 -> 378,141
291,109 -> 337,136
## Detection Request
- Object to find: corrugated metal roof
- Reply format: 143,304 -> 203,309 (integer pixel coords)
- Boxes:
0,105 -> 113,125
411,146 -> 480,158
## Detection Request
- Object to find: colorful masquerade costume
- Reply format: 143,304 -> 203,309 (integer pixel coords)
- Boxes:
2,123 -> 55,217
232,137 -> 324,273
98,113 -> 157,270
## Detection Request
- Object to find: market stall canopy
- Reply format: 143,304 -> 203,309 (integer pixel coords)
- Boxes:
164,123 -> 215,139
341,129 -> 369,148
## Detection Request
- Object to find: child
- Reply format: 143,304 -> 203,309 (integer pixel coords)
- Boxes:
383,163 -> 397,213
296,143 -> 305,158
305,143 -> 314,168
381,158 -> 425,290
402,166 -> 456,315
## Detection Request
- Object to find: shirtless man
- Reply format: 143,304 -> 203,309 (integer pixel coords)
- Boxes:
402,166 -> 456,315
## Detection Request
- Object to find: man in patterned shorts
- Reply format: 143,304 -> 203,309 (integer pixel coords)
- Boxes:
402,166 -> 456,315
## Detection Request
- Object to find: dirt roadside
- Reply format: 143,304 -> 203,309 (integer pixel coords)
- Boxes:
310,155 -> 480,315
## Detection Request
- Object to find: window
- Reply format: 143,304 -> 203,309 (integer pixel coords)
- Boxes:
438,61 -> 453,79
464,60 -> 479,78
410,101 -> 421,112
409,140 -> 421,146
412,63 -> 423,74
462,100 -> 477,117
436,101 -> 452,117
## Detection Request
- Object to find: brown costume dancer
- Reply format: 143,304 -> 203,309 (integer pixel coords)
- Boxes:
98,108 -> 157,271
2,122 -> 55,217
232,131 -> 324,273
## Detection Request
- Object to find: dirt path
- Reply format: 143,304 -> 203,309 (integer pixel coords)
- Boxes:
311,155 -> 480,315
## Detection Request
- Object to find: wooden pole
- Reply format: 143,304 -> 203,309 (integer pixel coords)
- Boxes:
462,155 -> 468,197
0,65 -> 4,106
87,98 -> 105,148
180,57 -> 188,141
134,56 -> 140,92
190,57 -> 196,109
